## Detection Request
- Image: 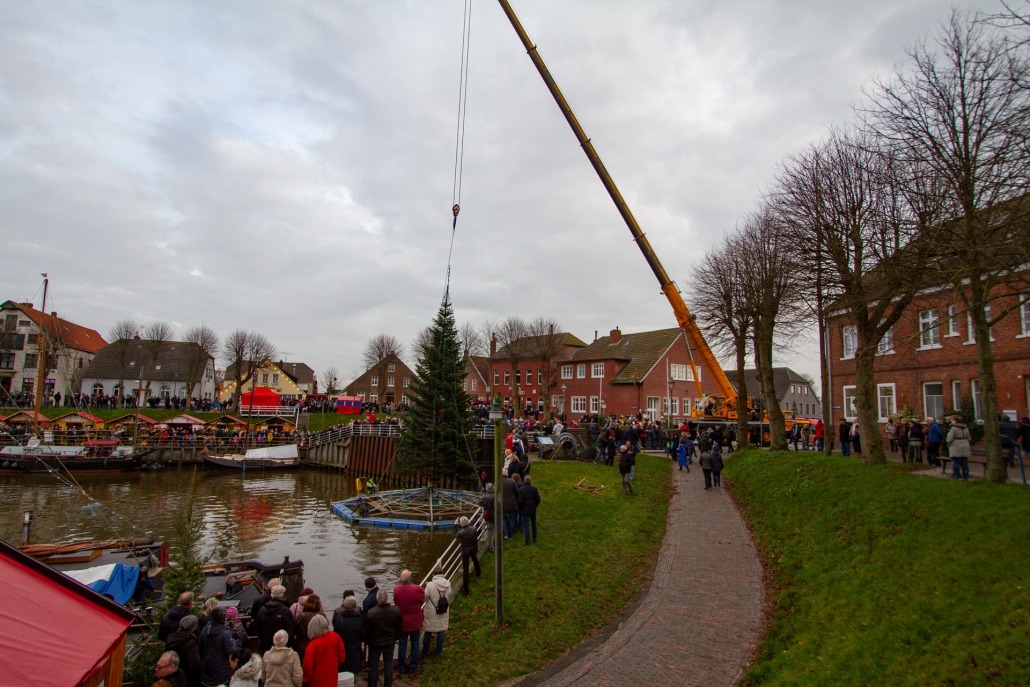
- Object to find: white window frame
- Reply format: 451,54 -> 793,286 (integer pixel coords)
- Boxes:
670,397 -> 679,416
576,364 -> 587,379
388,362 -> 396,372
645,396 -> 660,421
493,372 -> 499,386
951,380 -> 962,412
591,362 -> 605,378
842,385 -> 857,420
571,396 -> 587,413
590,395 -> 599,413
877,383 -> 896,422
387,376 -> 395,388
1019,293 -> 1030,337
918,309 -> 941,349
877,327 -> 894,355
370,375 -> 379,387
670,363 -> 687,381
683,397 -> 692,415
471,378 -> 477,391
504,371 -> 510,385
272,373 -> 279,385
971,379 -> 982,421
966,305 -> 994,344
946,304 -> 960,337
923,382 -> 944,422
561,364 -> 573,380
842,325 -> 857,359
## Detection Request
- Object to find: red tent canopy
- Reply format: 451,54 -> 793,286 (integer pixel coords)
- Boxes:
0,540 -> 134,686
240,387 -> 281,406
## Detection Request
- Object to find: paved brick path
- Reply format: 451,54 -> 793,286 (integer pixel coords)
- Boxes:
518,462 -> 765,687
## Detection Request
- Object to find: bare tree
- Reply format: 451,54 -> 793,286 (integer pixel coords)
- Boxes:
525,316 -> 565,415
140,321 -> 173,405
108,319 -> 141,407
775,129 -> 939,464
457,321 -> 486,358
860,9 -> 1030,480
740,206 -> 811,450
183,325 -> 219,405
321,366 -> 341,396
688,229 -> 754,447
411,327 -> 434,363
362,333 -> 404,404
221,329 -> 277,407
492,316 -> 531,413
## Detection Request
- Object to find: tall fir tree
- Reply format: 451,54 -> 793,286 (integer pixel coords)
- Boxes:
397,290 -> 477,486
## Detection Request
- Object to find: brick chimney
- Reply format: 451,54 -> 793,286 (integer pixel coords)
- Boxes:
490,335 -> 497,356
609,327 -> 622,343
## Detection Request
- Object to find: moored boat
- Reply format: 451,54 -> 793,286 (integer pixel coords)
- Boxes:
0,437 -> 144,473
201,443 -> 301,469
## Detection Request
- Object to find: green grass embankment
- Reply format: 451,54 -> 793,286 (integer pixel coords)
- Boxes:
727,450 -> 1030,686
418,455 -> 670,687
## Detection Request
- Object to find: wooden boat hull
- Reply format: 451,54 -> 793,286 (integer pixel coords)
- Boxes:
201,453 -> 301,469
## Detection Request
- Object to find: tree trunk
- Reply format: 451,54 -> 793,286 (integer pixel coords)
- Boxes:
853,341 -> 886,465
734,347 -> 750,450
968,283 -> 1005,482
755,327 -> 787,449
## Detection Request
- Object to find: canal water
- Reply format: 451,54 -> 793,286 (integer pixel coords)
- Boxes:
0,467 -> 452,600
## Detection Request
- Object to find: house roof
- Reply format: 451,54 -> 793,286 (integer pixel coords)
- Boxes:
85,339 -> 212,382
2,301 -> 108,354
723,367 -> 814,400
467,355 -> 491,384
492,332 -> 588,360
275,360 -> 315,386
572,328 -> 682,383
52,411 -> 104,424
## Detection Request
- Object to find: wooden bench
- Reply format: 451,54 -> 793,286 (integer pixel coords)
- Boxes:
938,456 -> 989,477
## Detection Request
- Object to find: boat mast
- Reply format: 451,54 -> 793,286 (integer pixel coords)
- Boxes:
32,274 -> 49,436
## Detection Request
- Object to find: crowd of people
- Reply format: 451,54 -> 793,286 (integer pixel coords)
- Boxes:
153,566 -> 454,687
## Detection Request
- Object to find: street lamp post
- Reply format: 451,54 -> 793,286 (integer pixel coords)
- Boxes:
490,395 -> 505,631
560,384 -> 567,419
668,377 -> 676,429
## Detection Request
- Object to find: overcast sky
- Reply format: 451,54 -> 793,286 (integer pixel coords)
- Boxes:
0,0 -> 1002,390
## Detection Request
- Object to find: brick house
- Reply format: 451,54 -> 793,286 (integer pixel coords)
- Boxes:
0,300 -> 107,404
826,283 -> 1030,429
488,332 -> 587,415
343,353 -> 415,407
463,354 -> 493,403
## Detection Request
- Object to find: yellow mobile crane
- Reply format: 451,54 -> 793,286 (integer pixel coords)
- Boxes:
497,0 -> 745,421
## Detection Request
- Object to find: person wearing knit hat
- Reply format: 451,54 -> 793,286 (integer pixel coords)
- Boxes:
224,605 -> 248,647
164,613 -> 202,685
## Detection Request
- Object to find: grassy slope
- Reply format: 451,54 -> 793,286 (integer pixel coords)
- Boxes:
726,450 -> 1030,686
418,455 -> 670,687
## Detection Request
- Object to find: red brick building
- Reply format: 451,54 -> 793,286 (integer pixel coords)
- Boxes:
489,327 -> 728,422
826,283 -> 1030,428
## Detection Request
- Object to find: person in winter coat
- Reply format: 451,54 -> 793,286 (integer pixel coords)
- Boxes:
454,517 -> 481,596
699,445 -> 714,490
677,437 -> 692,472
618,444 -> 635,495
228,647 -> 262,687
332,595 -> 365,676
290,587 -> 314,622
198,607 -> 236,687
710,442 -> 725,487
947,415 -> 972,480
501,474 -> 519,540
224,606 -> 248,649
517,474 -> 542,545
257,586 -> 296,653
164,614 -> 202,687
926,417 -> 945,466
421,566 -> 452,659
302,614 -> 345,687
159,592 -> 194,641
813,419 -> 825,452
907,420 -> 924,463
365,589 -> 403,687
393,569 -> 425,674
838,419 -> 852,457
263,630 -> 302,687
293,594 -> 324,663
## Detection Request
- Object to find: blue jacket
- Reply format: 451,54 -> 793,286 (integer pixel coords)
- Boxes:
928,421 -> 944,443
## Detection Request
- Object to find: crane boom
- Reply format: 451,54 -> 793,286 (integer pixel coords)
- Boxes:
497,0 -> 739,417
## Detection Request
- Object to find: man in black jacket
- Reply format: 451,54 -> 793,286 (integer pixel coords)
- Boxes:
248,576 -> 279,627
159,591 -> 194,641
517,475 -> 541,545
256,585 -> 295,653
164,615 -> 202,687
453,516 -> 482,596
365,589 -> 403,687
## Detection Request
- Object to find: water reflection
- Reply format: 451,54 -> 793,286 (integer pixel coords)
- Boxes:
0,468 -> 452,599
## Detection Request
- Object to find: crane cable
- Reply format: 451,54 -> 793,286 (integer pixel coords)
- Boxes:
448,0 -> 473,249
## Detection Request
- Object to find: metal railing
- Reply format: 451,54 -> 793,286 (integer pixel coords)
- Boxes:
417,506 -> 486,605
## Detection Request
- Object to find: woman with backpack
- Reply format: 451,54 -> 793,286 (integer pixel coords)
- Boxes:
421,565 -> 452,659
